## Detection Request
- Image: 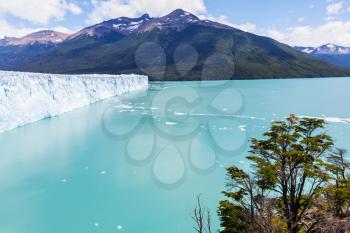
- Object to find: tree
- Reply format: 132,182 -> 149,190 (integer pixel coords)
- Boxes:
193,195 -> 212,233
325,148 -> 350,217
218,199 -> 250,233
219,115 -> 334,233
218,166 -> 277,233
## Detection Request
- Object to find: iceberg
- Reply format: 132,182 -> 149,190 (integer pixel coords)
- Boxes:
0,71 -> 148,133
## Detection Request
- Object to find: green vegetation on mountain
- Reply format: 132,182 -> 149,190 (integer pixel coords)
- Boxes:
1,25 -> 350,80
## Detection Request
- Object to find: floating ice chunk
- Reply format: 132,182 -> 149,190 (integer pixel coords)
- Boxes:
239,125 -> 247,132
165,121 -> 177,125
174,111 -> 186,116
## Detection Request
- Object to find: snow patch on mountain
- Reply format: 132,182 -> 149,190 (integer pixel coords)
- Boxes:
302,48 -> 314,54
0,71 -> 148,133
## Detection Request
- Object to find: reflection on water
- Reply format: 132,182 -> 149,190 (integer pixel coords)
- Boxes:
0,79 -> 350,233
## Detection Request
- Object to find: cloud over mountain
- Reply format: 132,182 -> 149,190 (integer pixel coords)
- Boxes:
0,0 -> 81,25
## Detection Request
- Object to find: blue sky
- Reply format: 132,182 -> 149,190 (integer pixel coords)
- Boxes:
1,0 -> 350,46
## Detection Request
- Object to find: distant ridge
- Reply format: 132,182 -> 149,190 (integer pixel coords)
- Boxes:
0,30 -> 68,46
295,44 -> 350,68
1,9 -> 350,80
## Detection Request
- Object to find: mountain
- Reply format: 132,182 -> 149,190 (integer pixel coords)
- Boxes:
1,9 -> 350,80
67,9 -> 231,39
0,30 -> 68,46
0,30 -> 69,70
295,44 -> 350,68
295,44 -> 350,55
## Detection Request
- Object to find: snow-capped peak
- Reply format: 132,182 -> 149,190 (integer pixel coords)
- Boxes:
296,43 -> 350,55
317,44 -> 350,55
67,13 -> 154,39
67,8 -> 234,40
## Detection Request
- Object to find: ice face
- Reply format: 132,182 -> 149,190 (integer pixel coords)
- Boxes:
0,71 -> 148,133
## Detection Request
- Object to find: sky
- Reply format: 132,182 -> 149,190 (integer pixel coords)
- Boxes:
1,0 -> 350,47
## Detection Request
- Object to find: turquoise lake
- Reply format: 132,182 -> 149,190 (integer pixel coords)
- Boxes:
1,78 -> 350,233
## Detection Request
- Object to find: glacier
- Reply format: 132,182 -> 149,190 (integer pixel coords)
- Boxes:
0,71 -> 148,133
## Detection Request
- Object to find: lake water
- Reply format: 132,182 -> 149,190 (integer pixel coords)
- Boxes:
1,78 -> 350,233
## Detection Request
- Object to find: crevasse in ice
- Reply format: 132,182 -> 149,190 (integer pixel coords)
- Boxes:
0,71 -> 148,133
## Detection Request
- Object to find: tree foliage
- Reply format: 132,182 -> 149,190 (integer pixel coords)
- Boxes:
218,115 -> 350,233
325,148 -> 350,217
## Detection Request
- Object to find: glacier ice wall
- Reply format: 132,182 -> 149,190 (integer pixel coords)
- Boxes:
0,71 -> 148,133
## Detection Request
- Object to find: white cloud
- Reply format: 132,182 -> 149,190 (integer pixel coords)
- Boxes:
0,17 -> 75,39
200,15 -> 256,33
201,9 -> 350,47
231,22 -> 256,33
325,16 -> 336,21
263,21 -> 350,46
264,28 -> 287,42
87,0 -> 206,24
0,17 -> 38,38
51,26 -> 75,34
67,2 -> 82,15
326,1 -> 344,14
0,0 -> 82,25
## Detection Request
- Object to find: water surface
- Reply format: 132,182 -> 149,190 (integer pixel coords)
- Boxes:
1,79 -> 350,233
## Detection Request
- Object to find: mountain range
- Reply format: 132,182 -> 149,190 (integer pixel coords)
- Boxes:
295,44 -> 350,69
1,9 -> 350,81
0,30 -> 68,46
